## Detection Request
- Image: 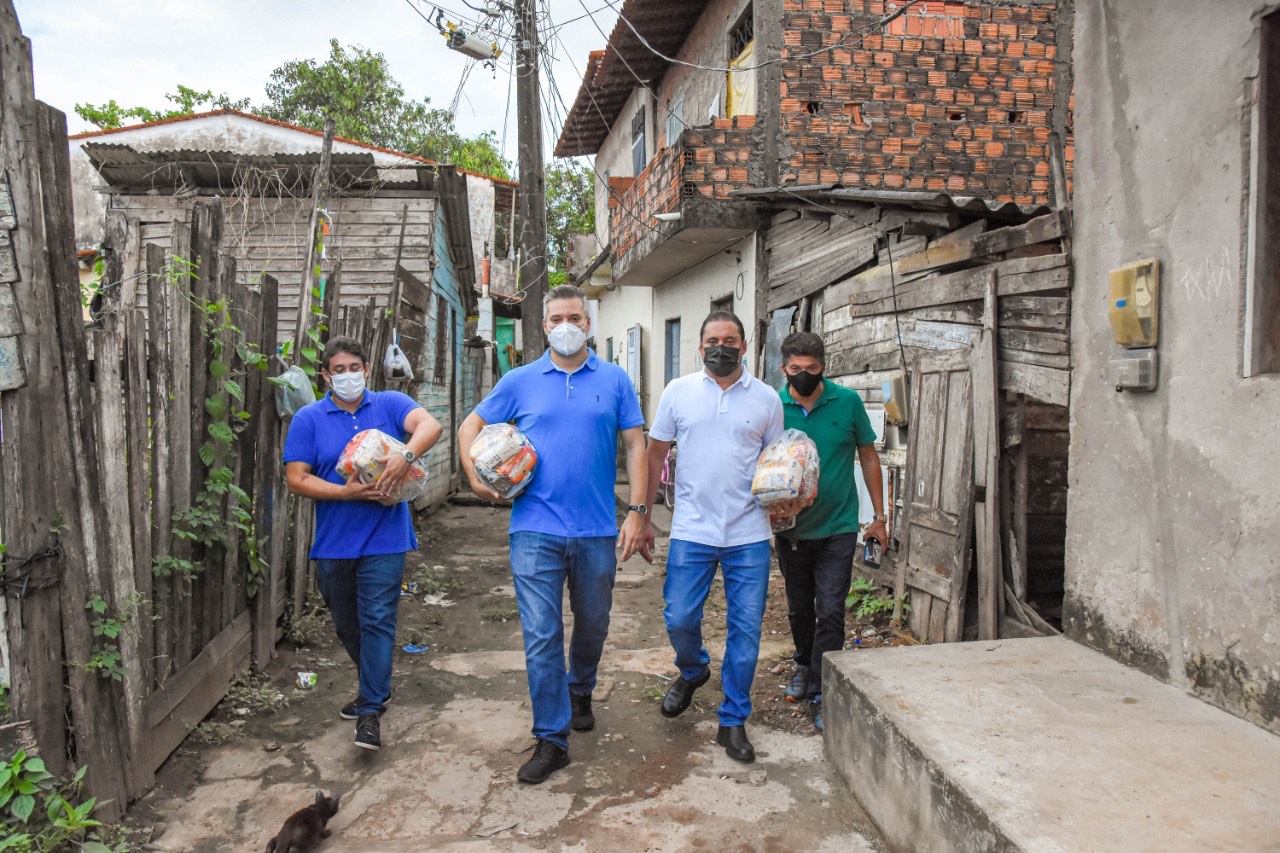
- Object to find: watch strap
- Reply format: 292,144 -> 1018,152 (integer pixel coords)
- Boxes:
628,504 -> 648,516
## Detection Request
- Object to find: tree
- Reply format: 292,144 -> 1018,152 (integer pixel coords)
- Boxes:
545,160 -> 595,272
260,40 -> 511,179
75,84 -> 249,130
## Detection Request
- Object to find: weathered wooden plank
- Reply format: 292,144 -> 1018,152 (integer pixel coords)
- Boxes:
252,275 -> 282,669
972,272 -> 1001,641
146,242 -> 174,689
0,280 -> 24,335
167,220 -> 195,672
849,254 -> 1069,314
189,202 -> 221,656
0,229 -> 17,285
124,299 -> 155,682
1000,362 -> 1070,406
220,265 -> 249,629
998,347 -> 1071,370
768,244 -> 876,311
0,174 -> 15,230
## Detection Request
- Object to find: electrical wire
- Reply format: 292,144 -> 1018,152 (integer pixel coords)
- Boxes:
882,237 -> 910,376
596,0 -> 926,73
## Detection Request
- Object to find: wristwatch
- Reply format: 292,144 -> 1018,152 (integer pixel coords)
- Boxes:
401,448 -> 416,463
628,504 -> 648,516
871,513 -> 888,523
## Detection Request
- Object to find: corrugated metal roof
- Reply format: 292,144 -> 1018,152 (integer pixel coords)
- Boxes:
554,0 -> 710,158
730,185 -> 1051,218
83,143 -> 441,194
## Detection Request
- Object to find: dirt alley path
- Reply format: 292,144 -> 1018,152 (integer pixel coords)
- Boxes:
127,503 -> 885,851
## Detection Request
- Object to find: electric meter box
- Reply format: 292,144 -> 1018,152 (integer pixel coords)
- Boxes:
1108,259 -> 1160,348
882,372 -> 909,426
1109,348 -> 1158,392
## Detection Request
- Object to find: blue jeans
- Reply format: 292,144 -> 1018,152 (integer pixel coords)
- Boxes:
316,553 -> 406,717
509,532 -> 617,749
663,539 -> 772,727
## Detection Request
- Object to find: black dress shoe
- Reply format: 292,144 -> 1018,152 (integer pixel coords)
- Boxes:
717,724 -> 755,762
517,739 -> 570,784
570,693 -> 595,732
660,669 -> 711,718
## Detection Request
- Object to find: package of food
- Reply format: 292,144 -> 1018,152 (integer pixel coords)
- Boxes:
469,423 -> 538,499
336,429 -> 430,503
752,428 -> 820,508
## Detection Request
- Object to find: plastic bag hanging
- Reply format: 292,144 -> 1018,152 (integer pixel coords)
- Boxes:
384,332 -> 415,382
272,364 -> 317,418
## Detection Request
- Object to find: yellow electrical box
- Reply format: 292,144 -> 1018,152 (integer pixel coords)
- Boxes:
1108,259 -> 1160,348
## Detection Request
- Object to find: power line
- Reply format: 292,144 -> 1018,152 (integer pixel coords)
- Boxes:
596,0 -> 926,74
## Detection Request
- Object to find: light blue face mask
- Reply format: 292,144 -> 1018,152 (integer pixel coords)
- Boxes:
329,370 -> 366,402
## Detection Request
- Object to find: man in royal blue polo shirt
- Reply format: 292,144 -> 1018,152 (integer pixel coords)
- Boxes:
284,336 -> 443,752
458,284 -> 647,785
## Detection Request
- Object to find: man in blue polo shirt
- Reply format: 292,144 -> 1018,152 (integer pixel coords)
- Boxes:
458,284 -> 647,785
284,336 -> 443,752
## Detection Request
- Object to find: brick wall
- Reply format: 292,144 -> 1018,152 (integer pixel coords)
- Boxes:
780,0 -> 1069,205
681,116 -> 762,200
608,141 -> 684,259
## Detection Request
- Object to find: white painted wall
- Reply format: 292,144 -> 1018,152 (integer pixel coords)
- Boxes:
591,281 -> 653,402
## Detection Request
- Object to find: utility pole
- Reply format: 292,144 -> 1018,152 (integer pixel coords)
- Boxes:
515,0 -> 549,362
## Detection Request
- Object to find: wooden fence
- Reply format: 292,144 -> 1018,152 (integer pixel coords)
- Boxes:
0,7 -> 294,815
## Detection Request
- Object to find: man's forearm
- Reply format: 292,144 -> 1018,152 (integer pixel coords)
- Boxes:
406,418 -> 443,461
644,442 -> 668,509
623,431 -> 647,506
860,446 -> 885,516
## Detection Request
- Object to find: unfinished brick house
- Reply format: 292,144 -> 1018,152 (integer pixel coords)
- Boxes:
560,0 -> 1076,640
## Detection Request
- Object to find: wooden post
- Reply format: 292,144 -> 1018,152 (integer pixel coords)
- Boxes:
147,241 -> 175,688
293,117 -> 335,356
971,270 -> 1002,640
319,261 -> 342,346
168,219 -> 195,670
252,276 -> 281,668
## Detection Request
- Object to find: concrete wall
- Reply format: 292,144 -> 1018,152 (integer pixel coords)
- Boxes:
645,234 -> 758,422
1066,0 -> 1280,732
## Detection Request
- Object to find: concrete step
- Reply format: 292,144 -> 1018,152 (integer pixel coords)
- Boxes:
823,636 -> 1280,853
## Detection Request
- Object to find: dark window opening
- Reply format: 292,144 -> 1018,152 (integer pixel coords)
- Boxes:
632,106 -> 648,176
804,101 -> 822,115
711,294 -> 733,315
1007,110 -> 1027,124
664,318 -> 681,386
948,110 -> 967,122
1247,11 -> 1280,375
729,5 -> 755,58
434,294 -> 448,384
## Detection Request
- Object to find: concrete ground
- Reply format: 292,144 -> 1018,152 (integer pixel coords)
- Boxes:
824,637 -> 1280,853
127,502 -> 885,851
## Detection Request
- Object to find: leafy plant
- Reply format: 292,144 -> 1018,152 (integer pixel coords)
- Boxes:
82,593 -> 143,682
0,753 -> 129,851
481,607 -> 518,623
223,673 -> 288,717
846,576 -> 908,622
411,566 -> 460,596
151,255 -> 270,596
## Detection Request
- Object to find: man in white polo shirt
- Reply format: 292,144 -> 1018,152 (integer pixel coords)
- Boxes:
642,310 -> 801,763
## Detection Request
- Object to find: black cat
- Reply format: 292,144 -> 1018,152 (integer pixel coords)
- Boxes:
265,791 -> 341,853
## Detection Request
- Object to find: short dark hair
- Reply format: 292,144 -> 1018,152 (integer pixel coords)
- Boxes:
321,336 -> 367,372
699,310 -> 746,342
780,331 -> 825,364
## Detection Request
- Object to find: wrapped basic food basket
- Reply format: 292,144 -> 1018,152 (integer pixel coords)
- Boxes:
752,428 -> 820,534
469,423 -> 538,499
337,429 -> 430,504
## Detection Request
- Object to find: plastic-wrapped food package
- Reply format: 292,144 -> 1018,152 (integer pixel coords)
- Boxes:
752,429 -> 820,532
336,429 -> 430,504
469,423 -> 538,499
273,365 -> 316,418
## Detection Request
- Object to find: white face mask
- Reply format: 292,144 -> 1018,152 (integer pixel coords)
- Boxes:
329,370 -> 366,402
547,322 -> 587,356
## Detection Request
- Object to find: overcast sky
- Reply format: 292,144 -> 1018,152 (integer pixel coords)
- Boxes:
15,0 -> 616,164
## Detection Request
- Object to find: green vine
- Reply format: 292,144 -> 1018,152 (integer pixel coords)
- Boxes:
80,594 -> 142,682
151,256 -> 270,597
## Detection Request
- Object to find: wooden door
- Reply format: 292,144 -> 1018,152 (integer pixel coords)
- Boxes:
896,347 -> 975,643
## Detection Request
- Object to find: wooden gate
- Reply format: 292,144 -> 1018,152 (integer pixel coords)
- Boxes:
895,348 -> 975,643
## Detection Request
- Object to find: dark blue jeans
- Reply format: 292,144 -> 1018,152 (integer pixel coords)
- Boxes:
316,553 -> 406,717
509,532 -> 616,749
776,533 -> 859,697
663,538 -> 772,727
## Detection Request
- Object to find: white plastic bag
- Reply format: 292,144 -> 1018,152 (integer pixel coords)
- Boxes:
336,429 -> 431,504
272,364 -> 316,418
384,336 -> 414,382
753,429 -> 820,533
469,423 -> 538,499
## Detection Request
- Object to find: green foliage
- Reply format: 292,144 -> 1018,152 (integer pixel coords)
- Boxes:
223,673 -> 288,717
81,594 -> 138,682
74,84 -> 249,130
0,754 -> 130,851
545,160 -> 595,273
260,39 -> 510,179
846,576 -> 908,622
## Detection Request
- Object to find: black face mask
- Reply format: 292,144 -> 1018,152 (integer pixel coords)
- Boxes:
702,345 -> 741,378
786,370 -> 823,397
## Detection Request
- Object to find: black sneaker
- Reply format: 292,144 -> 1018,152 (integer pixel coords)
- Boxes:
340,693 -> 392,720
570,693 -> 595,732
785,665 -> 810,703
354,713 -> 381,751
517,739 -> 569,784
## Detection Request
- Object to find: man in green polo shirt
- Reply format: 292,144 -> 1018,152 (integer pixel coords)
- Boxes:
775,331 -> 887,732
